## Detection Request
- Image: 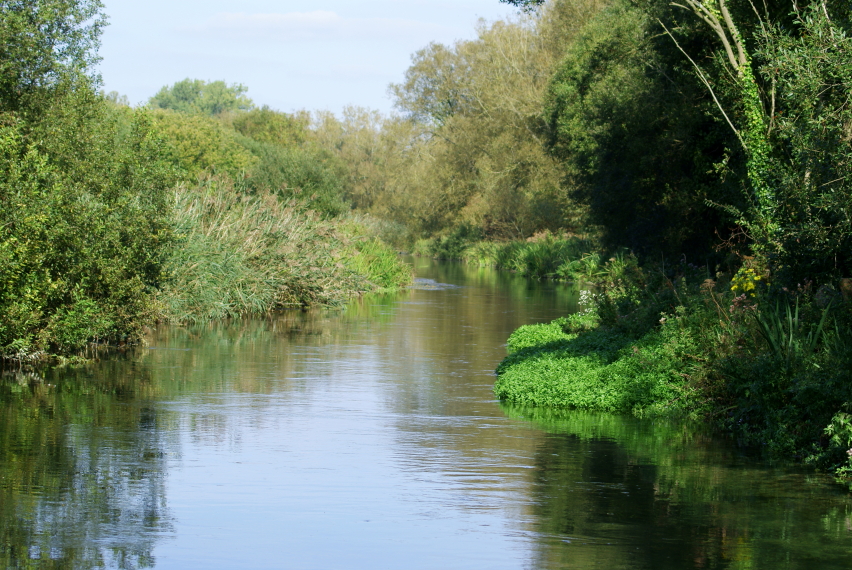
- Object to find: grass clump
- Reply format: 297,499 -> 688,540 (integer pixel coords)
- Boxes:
156,178 -> 411,322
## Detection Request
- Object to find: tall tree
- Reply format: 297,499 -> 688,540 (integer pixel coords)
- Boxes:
148,79 -> 254,116
0,0 -> 106,113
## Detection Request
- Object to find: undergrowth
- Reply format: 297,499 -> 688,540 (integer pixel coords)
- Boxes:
415,228 -> 598,281
494,254 -> 852,484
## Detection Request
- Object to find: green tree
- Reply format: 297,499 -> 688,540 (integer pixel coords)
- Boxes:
0,0 -> 106,114
387,2 -> 599,239
543,1 -> 743,258
230,106 -> 307,147
150,109 -> 259,179
1,89 -> 177,355
148,78 -> 254,116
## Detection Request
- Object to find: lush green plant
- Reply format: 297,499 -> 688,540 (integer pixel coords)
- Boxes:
237,136 -> 348,217
754,296 -> 834,372
148,78 -> 254,116
0,91 -> 176,357
0,0 -> 106,114
543,0 -> 742,260
149,109 -> 259,180
338,224 -> 413,291
157,179 -> 410,322
494,315 -> 703,416
229,106 -> 307,147
820,412 -> 852,483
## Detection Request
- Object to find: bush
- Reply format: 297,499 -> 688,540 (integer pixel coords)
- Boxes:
238,136 -> 348,217
0,90 -> 175,357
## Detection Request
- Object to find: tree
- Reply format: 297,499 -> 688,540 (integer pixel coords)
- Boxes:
544,0 -> 743,258
0,0 -> 106,113
230,106 -> 307,147
387,4 -> 600,239
148,78 -> 254,116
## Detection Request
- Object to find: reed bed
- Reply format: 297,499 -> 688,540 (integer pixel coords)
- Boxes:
158,178 -> 410,322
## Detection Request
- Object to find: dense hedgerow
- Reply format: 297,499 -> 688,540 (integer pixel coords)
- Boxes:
0,88 -> 177,357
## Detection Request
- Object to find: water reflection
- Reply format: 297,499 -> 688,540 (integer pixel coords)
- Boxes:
508,406 -> 852,569
1,259 -> 851,569
0,368 -> 172,569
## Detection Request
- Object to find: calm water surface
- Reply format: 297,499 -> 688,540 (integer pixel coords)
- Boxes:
2,258 -> 852,569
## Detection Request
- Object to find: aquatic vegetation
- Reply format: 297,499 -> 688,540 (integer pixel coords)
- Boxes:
156,179 -> 411,322
494,315 -> 702,416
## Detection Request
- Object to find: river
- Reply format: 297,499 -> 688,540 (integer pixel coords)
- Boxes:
2,257 -> 852,569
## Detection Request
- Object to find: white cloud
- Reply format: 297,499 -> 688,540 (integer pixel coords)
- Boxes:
186,11 -> 456,43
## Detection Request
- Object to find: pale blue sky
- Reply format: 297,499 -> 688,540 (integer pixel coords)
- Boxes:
98,1 -> 518,114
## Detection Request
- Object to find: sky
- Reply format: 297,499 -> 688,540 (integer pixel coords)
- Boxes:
98,0 -> 519,115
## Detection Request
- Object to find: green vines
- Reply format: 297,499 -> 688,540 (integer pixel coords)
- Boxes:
739,62 -> 778,247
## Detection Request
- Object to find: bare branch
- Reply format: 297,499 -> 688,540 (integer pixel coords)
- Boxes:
718,0 -> 747,68
658,19 -> 744,146
673,0 -> 740,72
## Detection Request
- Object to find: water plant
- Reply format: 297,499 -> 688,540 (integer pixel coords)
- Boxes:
157,178 -> 411,322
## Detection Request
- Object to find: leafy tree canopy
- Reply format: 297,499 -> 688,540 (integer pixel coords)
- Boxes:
0,0 -> 106,112
500,0 -> 544,11
148,78 -> 254,116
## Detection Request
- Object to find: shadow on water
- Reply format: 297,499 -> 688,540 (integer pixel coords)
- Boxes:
504,404 -> 852,570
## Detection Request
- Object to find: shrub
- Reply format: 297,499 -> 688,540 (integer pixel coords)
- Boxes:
0,92 -> 175,357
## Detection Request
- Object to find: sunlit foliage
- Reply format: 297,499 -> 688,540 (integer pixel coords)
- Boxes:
148,78 -> 254,116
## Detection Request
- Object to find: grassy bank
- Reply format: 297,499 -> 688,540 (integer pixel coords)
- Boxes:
156,179 -> 411,323
494,256 -> 852,483
413,229 -> 600,281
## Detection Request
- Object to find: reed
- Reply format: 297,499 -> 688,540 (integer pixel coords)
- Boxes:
157,178 -> 408,322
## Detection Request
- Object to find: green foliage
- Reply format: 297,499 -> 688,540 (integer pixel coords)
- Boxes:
157,180 -> 410,322
0,90 -> 176,357
494,316 -> 701,416
821,412 -> 852,483
230,106 -> 307,147
468,234 -> 595,279
418,231 -> 598,281
149,109 -> 259,180
419,223 -> 484,259
754,296 -> 834,372
382,4 -> 594,240
755,9 -> 852,282
148,78 -> 254,116
544,0 -> 742,258
339,223 -> 413,291
238,136 -> 348,217
0,0 -> 106,113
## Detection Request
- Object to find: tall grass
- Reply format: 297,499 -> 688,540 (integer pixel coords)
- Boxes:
157,178 -> 410,322
418,230 -> 597,281
754,296 -> 834,371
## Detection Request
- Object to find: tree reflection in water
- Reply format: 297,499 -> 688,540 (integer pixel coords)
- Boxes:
0,367 -> 173,569
515,407 -> 852,570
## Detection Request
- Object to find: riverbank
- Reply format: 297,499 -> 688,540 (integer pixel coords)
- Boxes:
0,88 -> 411,364
493,253 -> 852,484
413,230 -> 600,281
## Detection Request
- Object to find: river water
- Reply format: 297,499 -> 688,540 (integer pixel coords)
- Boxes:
2,257 -> 852,569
